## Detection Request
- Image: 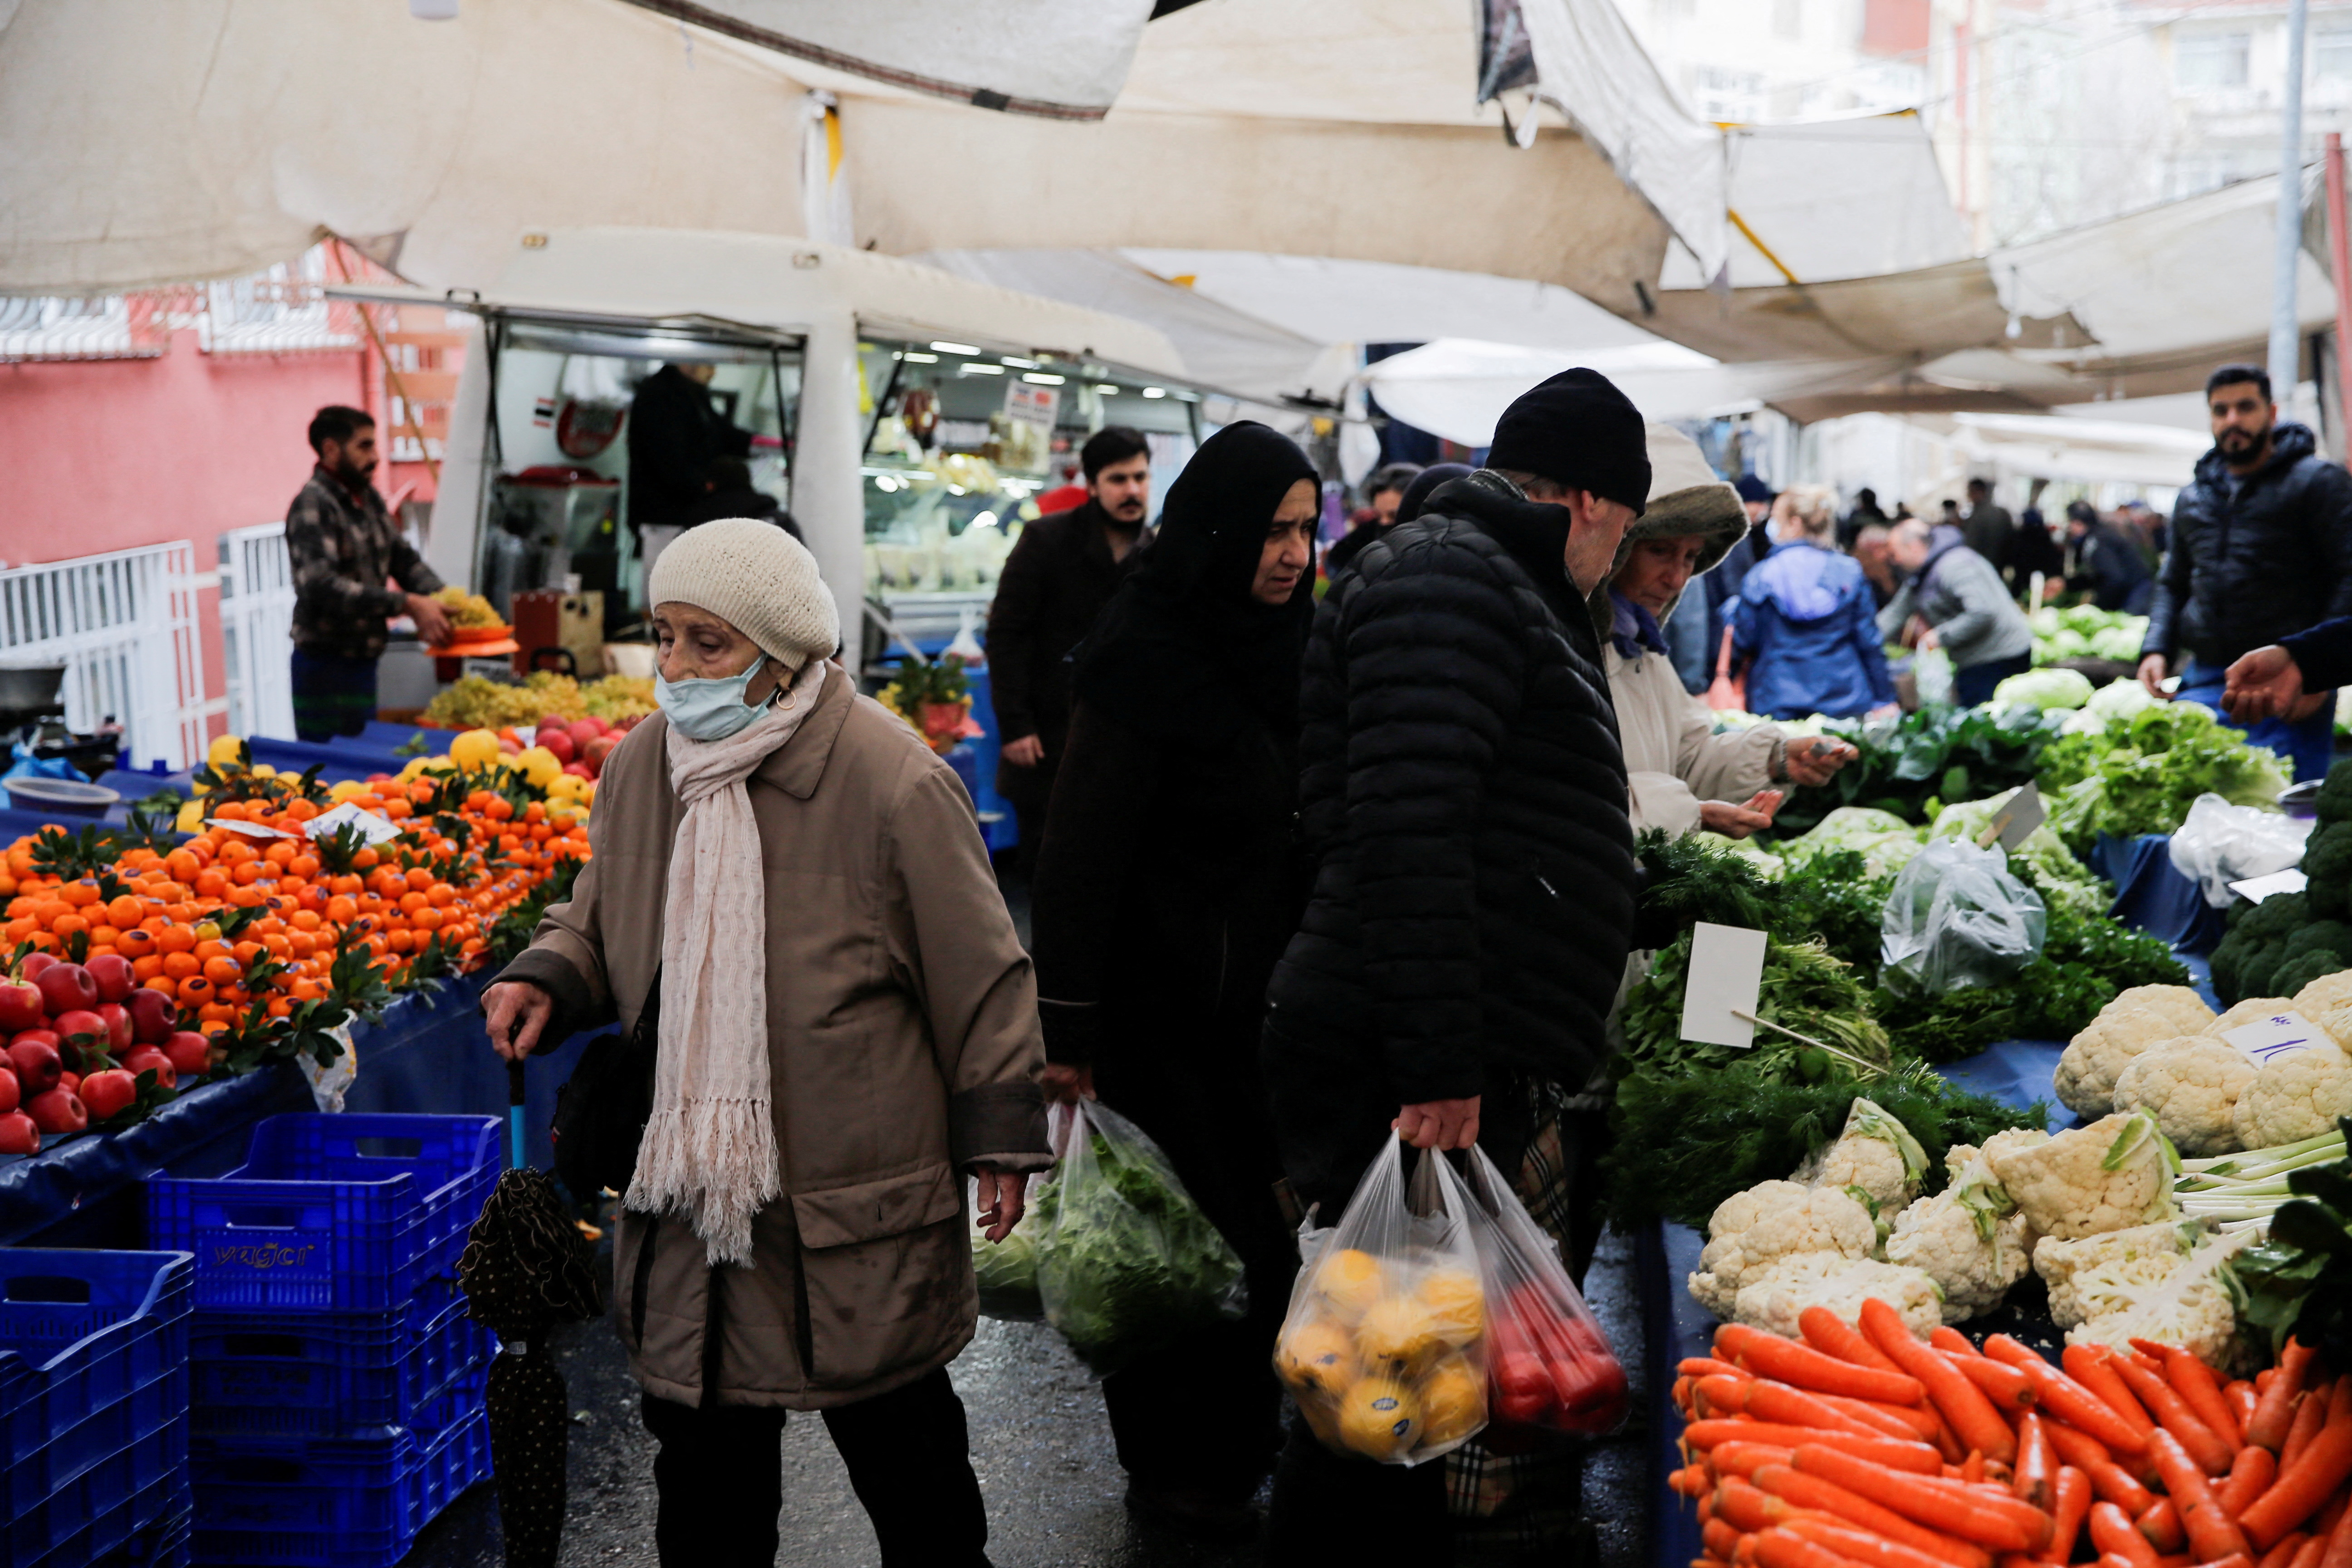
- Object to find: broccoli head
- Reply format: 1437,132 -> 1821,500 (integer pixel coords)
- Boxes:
2210,929 -> 2252,1001
2240,892 -> 2312,943
2305,822 -> 2352,881
2317,759 -> 2352,825
2309,876 -> 2350,921
2285,921 -> 2352,965
2235,941 -> 2289,1004
2269,950 -> 2347,999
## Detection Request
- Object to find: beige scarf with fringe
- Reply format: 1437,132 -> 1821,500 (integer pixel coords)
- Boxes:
627,656 -> 829,1265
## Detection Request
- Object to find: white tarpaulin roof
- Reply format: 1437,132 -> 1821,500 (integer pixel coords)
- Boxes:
1902,411 -> 2211,488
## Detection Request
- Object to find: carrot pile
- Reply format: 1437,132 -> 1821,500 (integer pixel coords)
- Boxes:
1671,1305 -> 2352,1568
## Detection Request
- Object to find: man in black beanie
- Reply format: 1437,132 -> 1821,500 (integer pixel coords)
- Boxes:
1259,368 -> 1648,1553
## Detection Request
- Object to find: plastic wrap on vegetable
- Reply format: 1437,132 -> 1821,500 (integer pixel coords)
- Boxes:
1458,1147 -> 1627,1440
970,1171 -> 1044,1322
1273,1135 -> 1489,1466
1029,1100 -> 1246,1375
1880,837 -> 2047,994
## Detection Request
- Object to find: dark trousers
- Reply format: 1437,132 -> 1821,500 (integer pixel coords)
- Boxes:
1952,651 -> 2033,708
641,1371 -> 989,1568
288,648 -> 377,741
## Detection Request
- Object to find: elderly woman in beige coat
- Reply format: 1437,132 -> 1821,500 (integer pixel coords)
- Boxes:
484,520 -> 1048,1568
1605,428 -> 1857,838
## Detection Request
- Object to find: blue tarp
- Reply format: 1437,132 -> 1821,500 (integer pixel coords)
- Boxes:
2095,831 -> 2225,955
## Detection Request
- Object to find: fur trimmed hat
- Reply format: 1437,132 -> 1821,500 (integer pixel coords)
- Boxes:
1586,424 -> 1751,638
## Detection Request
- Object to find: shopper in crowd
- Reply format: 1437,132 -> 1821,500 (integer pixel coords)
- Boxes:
1838,485 -> 1889,549
2008,505 -> 2066,591
1938,498 -> 1964,532
1322,460 -> 1422,580
1879,515 -> 2036,707
1692,472 -> 1777,690
1027,423 -> 1320,1540
679,455 -> 803,540
1962,476 -> 2015,577
482,520 -> 1048,1568
2064,499 -> 2151,612
985,426 -> 1154,872
1607,429 -> 1859,839
628,360 -> 759,578
2140,363 -> 2352,779
1853,521 -> 1899,610
284,404 -> 448,741
1260,368 -> 1648,1556
1392,461 -> 1473,529
2121,496 -> 2167,560
1729,485 -> 1898,721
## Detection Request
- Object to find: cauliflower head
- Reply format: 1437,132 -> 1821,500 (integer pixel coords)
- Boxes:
2207,998 -> 2297,1037
1792,1098 -> 1931,1217
2063,1230 -> 2249,1373
1987,1111 -> 2180,1240
2109,1038 -> 2257,1156
1690,1182 -> 1877,1319
1884,1143 -> 2034,1323
1730,1254 -> 1946,1340
2033,1221 -> 2196,1327
2292,968 -> 2352,1022
2112,985 -> 2219,1037
2231,1041 -> 2352,1149
2056,1007 -> 2177,1117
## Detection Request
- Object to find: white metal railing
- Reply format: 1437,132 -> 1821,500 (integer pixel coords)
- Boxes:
218,524 -> 298,742
0,544 -> 208,770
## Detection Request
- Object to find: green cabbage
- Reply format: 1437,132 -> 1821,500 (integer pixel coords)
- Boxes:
1782,807 -> 1926,879
1992,667 -> 2096,713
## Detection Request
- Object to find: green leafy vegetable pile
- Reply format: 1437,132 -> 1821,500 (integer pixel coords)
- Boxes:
2227,1118 -> 2352,1370
1030,1106 -> 1246,1375
2040,704 -> 2291,855
1769,705 -> 2064,837
1621,932 -> 1892,1085
2028,603 -> 2148,667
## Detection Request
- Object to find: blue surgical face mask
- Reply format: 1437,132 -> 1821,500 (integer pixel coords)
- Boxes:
656,654 -> 770,741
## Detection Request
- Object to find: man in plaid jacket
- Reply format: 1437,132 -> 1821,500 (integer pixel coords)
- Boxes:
283,406 -> 447,740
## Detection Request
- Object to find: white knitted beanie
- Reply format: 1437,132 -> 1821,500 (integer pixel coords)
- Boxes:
646,519 -> 840,671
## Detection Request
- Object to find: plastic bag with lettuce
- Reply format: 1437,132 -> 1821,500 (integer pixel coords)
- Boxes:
1930,789 -> 2107,918
1880,837 -> 2048,994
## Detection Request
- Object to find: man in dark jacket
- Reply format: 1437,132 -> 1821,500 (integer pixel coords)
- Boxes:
1260,368 -> 1647,1556
627,361 -> 755,542
985,426 -> 1152,868
678,456 -> 804,541
2139,363 -> 2352,779
2064,500 -> 2151,612
1962,477 -> 2015,578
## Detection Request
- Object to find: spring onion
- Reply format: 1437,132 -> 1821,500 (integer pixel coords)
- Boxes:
2171,1130 -> 2348,1232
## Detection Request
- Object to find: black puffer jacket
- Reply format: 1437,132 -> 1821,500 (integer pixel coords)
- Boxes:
1263,472 -> 1637,1159
2144,422 -> 2352,670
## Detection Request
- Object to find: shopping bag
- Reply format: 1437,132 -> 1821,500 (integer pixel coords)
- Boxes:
1028,1099 -> 1246,1375
1879,836 -> 2046,994
1458,1147 -> 1628,1439
1272,1134 -> 1490,1466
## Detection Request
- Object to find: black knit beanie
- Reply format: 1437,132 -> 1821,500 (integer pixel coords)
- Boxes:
1484,368 -> 1650,517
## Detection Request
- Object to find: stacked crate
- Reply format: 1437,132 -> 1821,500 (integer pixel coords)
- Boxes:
0,1249 -> 193,1568
146,1114 -> 501,1568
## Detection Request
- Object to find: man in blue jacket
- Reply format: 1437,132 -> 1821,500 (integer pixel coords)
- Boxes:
2138,363 -> 2352,779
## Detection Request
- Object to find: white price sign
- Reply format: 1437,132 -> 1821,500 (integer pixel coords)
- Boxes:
2221,1010 -> 2329,1066
1680,922 -> 1769,1050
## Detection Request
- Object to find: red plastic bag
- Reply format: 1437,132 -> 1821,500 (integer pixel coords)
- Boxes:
1460,1146 -> 1628,1438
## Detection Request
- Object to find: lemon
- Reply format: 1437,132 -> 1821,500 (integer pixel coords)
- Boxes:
398,757 -> 430,782
1338,1378 -> 1421,1460
1275,1319 -> 1357,1395
328,779 -> 368,803
516,746 -> 563,789
1417,1357 -> 1484,1446
1314,1249 -> 1386,1325
1413,1269 -> 1485,1347
448,729 -> 503,770
206,733 -> 245,769
174,799 -> 207,833
1356,1296 -> 1446,1375
250,763 -> 277,779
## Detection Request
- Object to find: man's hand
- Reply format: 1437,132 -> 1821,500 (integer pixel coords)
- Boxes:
973,1164 -> 1028,1243
407,592 -> 454,647
1915,626 -> 1941,654
1699,791 -> 1784,840
1395,1096 -> 1480,1151
1781,737 -> 1856,787
1039,1062 -> 1094,1104
484,980 -> 555,1062
2137,652 -> 2171,699
1899,616 -> 1927,650
2223,644 -> 2304,722
1000,734 -> 1046,768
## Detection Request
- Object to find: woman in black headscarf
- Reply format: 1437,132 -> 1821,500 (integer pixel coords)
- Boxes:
1029,421 -> 1321,1539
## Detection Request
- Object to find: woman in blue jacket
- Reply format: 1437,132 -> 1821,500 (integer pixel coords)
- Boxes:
1730,485 -> 1899,720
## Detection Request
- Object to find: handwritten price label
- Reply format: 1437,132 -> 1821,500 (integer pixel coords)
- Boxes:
2222,1010 -> 2328,1066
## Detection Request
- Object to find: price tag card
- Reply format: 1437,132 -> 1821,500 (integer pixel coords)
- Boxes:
303,801 -> 402,846
202,818 -> 304,840
2222,1009 -> 2329,1066
1994,782 -> 2044,850
2229,868 -> 2308,904
1680,922 -> 1769,1050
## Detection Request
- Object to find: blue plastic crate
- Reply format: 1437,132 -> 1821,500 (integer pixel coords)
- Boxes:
188,1294 -> 494,1442
28,1475 -> 187,1568
89,1496 -> 191,1568
189,1408 -> 491,1568
146,1114 -> 497,1313
0,1251 -> 191,1568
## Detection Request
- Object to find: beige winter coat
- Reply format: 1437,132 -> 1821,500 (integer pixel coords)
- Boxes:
498,666 -> 1049,1410
1603,638 -> 1780,838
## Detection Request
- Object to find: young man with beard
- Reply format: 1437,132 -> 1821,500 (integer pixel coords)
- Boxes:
986,426 -> 1153,869
1260,368 -> 1648,1553
284,406 -> 447,740
2138,363 -> 2352,779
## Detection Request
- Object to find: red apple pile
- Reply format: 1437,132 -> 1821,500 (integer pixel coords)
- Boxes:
534,714 -> 623,783
0,952 -> 206,1155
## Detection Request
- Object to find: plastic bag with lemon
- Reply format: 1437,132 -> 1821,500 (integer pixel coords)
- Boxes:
1272,1134 -> 1490,1465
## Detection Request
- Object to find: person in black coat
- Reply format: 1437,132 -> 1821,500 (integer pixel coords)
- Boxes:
627,363 -> 755,530
678,456 -> 804,540
1260,368 -> 1649,1555
2007,505 -> 2066,589
2063,500 -> 2149,612
1028,422 -> 1322,1539
984,427 -> 1153,870
2140,363 -> 2352,779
